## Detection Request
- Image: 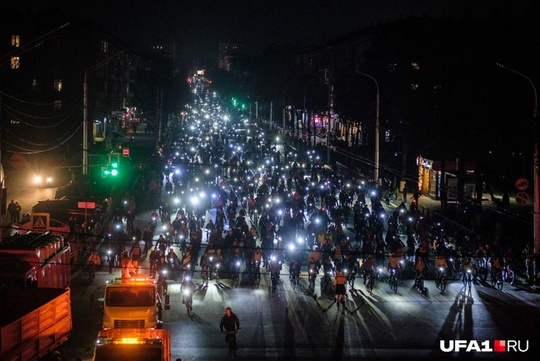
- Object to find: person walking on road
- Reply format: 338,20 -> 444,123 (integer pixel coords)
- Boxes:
7,200 -> 17,224
220,307 -> 240,356
14,202 -> 21,224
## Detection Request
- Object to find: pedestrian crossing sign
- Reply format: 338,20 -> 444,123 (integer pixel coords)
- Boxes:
31,213 -> 50,230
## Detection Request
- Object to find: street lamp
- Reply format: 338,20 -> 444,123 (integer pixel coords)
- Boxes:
496,62 -> 539,285
83,51 -> 125,175
356,71 -> 380,184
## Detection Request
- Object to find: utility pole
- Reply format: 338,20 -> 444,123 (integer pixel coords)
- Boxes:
496,63 -> 539,286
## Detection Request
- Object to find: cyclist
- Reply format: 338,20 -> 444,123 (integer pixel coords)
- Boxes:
149,246 -> 160,278
128,243 -> 141,274
333,268 -> 347,307
434,253 -> 449,280
461,256 -> 474,285
289,256 -> 301,284
320,256 -> 335,291
200,249 -> 210,287
307,256 -> 319,289
490,255 -> 503,281
414,253 -> 427,281
387,252 -> 401,275
360,255 -> 375,286
220,307 -> 240,356
251,246 -> 263,272
181,275 -> 195,311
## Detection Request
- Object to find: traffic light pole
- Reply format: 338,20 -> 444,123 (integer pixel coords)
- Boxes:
83,51 -> 125,175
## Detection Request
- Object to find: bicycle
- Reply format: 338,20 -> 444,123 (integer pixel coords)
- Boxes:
211,262 -> 221,283
321,271 -> 334,293
250,261 -> 261,286
475,258 -> 489,283
346,266 -> 357,290
415,271 -> 427,295
289,263 -> 300,287
463,268 -> 473,291
308,268 -> 317,291
157,269 -> 168,296
184,289 -> 193,315
364,271 -> 374,295
270,270 -> 280,291
230,259 -> 242,283
388,267 -> 398,293
490,269 -> 504,290
435,267 -> 448,293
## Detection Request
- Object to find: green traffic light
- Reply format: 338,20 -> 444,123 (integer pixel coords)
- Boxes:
111,169 -> 119,176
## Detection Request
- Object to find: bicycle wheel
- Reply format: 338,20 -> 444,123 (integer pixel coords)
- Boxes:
478,267 -> 488,282
390,277 -> 397,293
505,269 -> 515,285
496,277 -> 503,291
439,277 -> 447,293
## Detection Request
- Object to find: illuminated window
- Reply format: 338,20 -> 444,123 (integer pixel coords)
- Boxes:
11,56 -> 20,69
101,40 -> 108,53
411,62 -> 420,70
12,35 -> 20,47
54,100 -> 62,110
54,79 -> 63,91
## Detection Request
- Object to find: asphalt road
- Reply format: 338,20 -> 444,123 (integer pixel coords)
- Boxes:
64,216 -> 540,361
6,126 -> 540,361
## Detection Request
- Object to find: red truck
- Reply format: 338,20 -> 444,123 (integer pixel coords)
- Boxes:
0,287 -> 72,361
0,231 -> 71,288
92,328 -> 176,361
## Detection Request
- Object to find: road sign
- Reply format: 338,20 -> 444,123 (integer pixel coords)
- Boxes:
515,191 -> 529,205
515,177 -> 529,191
31,212 -> 50,230
78,201 -> 96,209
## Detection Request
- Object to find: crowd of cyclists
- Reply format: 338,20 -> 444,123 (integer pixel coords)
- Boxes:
85,94 -> 533,301
123,125 -> 532,300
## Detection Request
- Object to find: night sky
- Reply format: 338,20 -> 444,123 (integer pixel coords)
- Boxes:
3,0 -> 516,60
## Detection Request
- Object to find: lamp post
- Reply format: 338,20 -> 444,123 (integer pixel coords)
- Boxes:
83,51 -> 125,175
356,71 -> 380,184
497,62 -> 539,285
